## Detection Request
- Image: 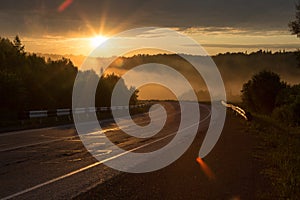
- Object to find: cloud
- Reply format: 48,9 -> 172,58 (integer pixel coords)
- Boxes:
202,43 -> 300,49
181,27 -> 290,36
1,0 -> 298,56
0,0 -> 297,37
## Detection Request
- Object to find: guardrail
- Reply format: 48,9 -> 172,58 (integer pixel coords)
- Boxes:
21,104 -> 149,119
221,101 -> 252,121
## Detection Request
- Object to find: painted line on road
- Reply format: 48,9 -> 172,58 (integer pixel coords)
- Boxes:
0,104 -> 208,152
0,112 -> 166,153
0,117 -> 115,137
0,127 -> 120,152
0,105 -> 179,152
0,137 -> 76,152
0,124 -> 74,137
1,104 -> 211,200
0,103 -> 165,138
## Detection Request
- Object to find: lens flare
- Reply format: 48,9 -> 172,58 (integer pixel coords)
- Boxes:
73,27 -> 226,173
196,157 -> 216,180
58,0 -> 73,12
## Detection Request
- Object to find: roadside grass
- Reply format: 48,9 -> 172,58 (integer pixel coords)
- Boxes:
249,114 -> 300,199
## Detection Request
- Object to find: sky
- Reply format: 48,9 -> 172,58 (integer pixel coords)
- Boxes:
0,0 -> 299,56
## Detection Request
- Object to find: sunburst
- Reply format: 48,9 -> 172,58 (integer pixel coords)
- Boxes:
90,35 -> 108,48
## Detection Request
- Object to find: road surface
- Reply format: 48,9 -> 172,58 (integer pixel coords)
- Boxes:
0,102 -> 261,199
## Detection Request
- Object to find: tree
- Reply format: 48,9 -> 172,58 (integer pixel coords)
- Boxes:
0,36 -> 140,118
289,1 -> 300,67
13,35 -> 25,53
289,1 -> 300,37
241,70 -> 286,114
96,73 -> 138,107
0,70 -> 26,111
273,84 -> 300,126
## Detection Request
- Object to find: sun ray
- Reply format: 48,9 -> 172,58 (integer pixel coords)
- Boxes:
90,35 -> 108,47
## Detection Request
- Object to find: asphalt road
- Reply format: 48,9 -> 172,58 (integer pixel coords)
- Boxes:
77,107 -> 263,200
0,102 -> 207,199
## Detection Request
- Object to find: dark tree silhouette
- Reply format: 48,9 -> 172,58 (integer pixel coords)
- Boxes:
13,35 -> 25,53
96,73 -> 138,107
289,1 -> 300,67
289,1 -> 300,38
0,36 -> 138,120
273,84 -> 300,126
241,70 -> 286,114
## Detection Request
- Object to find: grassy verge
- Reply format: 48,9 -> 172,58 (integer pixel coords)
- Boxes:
248,114 -> 300,199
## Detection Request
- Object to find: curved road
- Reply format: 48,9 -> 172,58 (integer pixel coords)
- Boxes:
0,102 -> 212,199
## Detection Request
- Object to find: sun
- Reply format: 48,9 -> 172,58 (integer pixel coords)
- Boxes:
90,35 -> 108,47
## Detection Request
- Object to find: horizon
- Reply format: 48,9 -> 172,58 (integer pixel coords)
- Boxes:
0,2 -> 300,199
1,0 -> 300,56
28,48 -> 298,68
4,32 -> 300,57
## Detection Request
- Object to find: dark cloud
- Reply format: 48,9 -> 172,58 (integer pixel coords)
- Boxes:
0,0 -> 296,36
202,43 -> 300,49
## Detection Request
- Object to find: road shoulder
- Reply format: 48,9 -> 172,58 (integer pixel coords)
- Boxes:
75,112 -> 268,200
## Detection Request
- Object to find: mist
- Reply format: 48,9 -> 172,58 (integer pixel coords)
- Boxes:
42,51 -> 300,102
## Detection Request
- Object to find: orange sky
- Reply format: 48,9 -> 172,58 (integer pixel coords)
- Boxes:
1,0 -> 299,58
18,28 -> 300,58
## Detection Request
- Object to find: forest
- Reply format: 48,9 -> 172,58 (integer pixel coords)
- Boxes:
1,36 -> 299,125
101,50 -> 299,101
0,36 -> 138,120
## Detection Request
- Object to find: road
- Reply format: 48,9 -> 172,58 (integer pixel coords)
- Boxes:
0,102 -> 208,199
0,102 -> 260,199
77,105 -> 263,200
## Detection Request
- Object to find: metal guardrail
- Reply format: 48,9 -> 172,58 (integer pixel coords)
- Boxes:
221,101 -> 252,121
22,104 -> 149,119
29,110 -> 48,118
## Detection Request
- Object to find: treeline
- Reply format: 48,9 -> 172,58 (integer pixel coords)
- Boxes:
0,36 -> 137,119
102,51 -> 299,101
242,70 -> 300,126
42,49 -> 299,102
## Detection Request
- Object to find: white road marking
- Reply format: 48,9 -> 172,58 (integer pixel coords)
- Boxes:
0,127 -> 119,152
0,124 -> 74,137
0,104 -> 211,200
0,117 -> 117,137
93,150 -> 113,156
0,107 -> 167,152
0,137 -> 75,152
